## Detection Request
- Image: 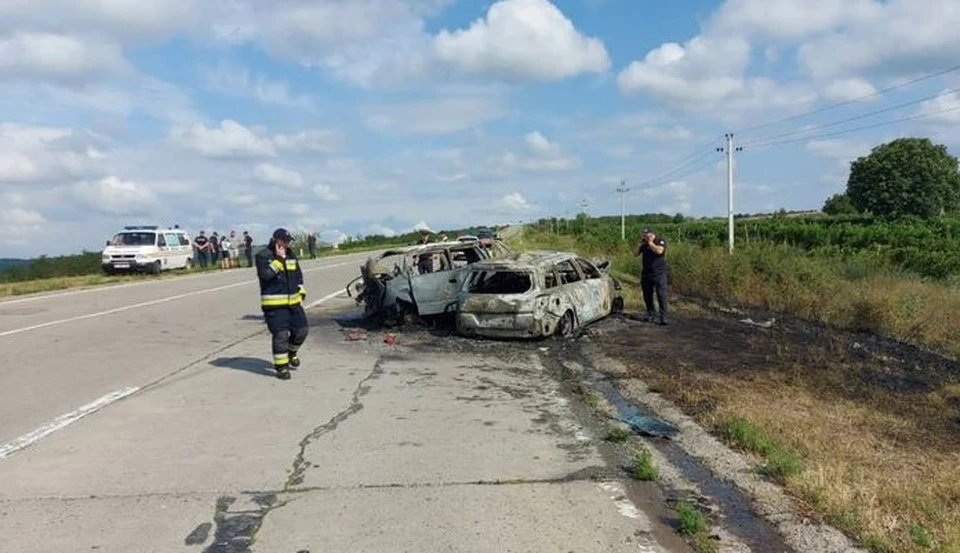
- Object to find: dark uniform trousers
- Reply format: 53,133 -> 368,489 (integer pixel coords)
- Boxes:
256,249 -> 309,370
641,272 -> 668,321
265,305 -> 308,368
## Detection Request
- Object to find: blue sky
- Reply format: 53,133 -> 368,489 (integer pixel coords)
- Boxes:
1,0 -> 959,257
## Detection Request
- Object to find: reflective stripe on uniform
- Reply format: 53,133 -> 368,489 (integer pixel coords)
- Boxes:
273,353 -> 289,366
269,259 -> 284,273
261,294 -> 289,307
285,260 -> 298,270
288,294 -> 302,306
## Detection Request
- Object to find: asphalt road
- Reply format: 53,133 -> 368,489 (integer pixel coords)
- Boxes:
0,248 -> 688,553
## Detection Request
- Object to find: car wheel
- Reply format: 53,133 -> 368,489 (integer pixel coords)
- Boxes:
185,258 -> 193,270
611,296 -> 625,314
151,261 -> 162,275
556,310 -> 576,338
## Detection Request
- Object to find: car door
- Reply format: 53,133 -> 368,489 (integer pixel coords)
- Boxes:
163,232 -> 183,268
574,257 -> 610,323
555,259 -> 592,322
407,249 -> 468,316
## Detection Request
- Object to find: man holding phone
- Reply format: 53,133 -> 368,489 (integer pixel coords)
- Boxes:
255,228 -> 309,380
635,227 -> 669,325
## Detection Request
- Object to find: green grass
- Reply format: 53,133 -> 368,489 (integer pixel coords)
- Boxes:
604,426 -> 631,443
716,418 -> 804,483
675,501 -> 718,553
630,447 -> 659,481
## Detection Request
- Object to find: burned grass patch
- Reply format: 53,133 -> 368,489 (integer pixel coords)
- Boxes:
589,299 -> 960,553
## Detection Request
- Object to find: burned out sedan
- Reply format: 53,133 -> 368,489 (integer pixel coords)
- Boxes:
455,251 -> 624,339
347,240 -> 512,326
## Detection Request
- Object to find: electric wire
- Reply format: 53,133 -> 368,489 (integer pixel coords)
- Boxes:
744,104 -> 960,149
733,62 -> 960,135
739,87 -> 960,147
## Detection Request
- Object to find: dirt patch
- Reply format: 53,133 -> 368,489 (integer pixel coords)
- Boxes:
586,298 -> 960,553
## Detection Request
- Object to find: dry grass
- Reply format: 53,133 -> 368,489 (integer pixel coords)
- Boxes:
631,365 -> 960,553
512,229 -> 960,552
0,265 -> 235,298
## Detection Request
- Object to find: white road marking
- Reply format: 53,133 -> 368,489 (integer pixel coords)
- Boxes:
0,261 -> 355,338
0,286 -> 351,460
0,254 -> 368,306
0,387 -> 140,459
306,289 -> 347,309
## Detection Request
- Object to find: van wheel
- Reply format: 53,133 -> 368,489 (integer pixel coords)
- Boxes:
556,310 -> 577,339
150,261 -> 162,275
184,258 -> 193,270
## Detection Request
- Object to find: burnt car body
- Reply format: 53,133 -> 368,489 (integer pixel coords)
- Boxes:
347,240 -> 512,325
455,251 -> 624,339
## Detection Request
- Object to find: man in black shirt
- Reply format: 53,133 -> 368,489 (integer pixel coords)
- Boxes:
635,227 -> 669,325
243,231 -> 254,267
193,231 -> 209,268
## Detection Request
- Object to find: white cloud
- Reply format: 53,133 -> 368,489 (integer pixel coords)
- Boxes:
919,89 -> 960,124
273,130 -> 341,154
365,93 -> 509,134
502,130 -> 580,172
0,0 -> 198,42
412,220 -> 432,232
71,176 -> 159,216
0,206 -> 47,247
314,184 -> 340,201
433,0 -> 610,81
0,32 -> 129,85
254,163 -> 303,188
204,64 -> 316,110
499,191 -> 536,211
806,138 -> 872,161
171,119 -> 277,158
822,78 -> 877,102
365,224 -> 397,237
524,131 -> 561,157
0,123 -> 107,184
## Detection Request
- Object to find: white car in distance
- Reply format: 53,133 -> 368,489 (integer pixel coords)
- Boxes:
101,225 -> 194,275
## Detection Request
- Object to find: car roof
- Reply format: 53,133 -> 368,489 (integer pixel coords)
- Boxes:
377,241 -> 481,256
465,250 -> 580,271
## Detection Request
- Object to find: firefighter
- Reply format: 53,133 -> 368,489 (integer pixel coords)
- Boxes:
255,228 -> 309,380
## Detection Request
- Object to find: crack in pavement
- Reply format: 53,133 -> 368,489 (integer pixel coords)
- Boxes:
196,356 -> 387,552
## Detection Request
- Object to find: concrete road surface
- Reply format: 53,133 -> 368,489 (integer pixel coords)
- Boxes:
0,250 -> 689,553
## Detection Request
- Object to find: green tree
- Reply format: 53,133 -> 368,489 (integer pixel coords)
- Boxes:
822,192 -> 858,215
846,137 -> 960,218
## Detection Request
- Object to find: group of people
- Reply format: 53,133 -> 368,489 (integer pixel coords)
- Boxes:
192,230 -> 255,269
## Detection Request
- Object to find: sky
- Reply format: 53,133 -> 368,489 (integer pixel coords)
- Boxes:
3,0 -> 960,257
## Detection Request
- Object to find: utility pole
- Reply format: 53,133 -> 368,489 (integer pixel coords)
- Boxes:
717,133 -> 743,254
579,198 -> 589,234
616,180 -> 630,241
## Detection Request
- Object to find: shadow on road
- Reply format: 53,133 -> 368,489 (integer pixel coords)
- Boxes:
210,356 -> 275,377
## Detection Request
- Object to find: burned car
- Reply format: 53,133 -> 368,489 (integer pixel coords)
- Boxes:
455,251 -> 624,339
347,240 -> 512,325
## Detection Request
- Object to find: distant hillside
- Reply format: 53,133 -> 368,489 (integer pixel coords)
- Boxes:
0,258 -> 29,272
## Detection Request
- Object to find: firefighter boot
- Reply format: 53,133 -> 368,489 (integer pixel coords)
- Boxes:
289,352 -> 300,369
275,367 -> 291,380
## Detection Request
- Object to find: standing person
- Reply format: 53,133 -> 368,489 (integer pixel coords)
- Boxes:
210,232 -> 221,268
219,233 -> 232,270
193,231 -> 210,268
255,228 -> 309,380
229,230 -> 240,268
635,227 -> 669,325
243,231 -> 254,267
307,233 -> 317,259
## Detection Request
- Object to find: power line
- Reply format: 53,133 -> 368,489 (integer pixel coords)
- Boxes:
733,62 -> 960,135
739,86 -> 960,147
631,136 -> 724,188
745,104 -> 960,149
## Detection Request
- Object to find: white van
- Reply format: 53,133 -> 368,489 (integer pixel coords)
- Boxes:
101,225 -> 194,275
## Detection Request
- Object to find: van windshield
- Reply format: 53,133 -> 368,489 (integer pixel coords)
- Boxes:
110,232 -> 156,246
466,270 -> 532,294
